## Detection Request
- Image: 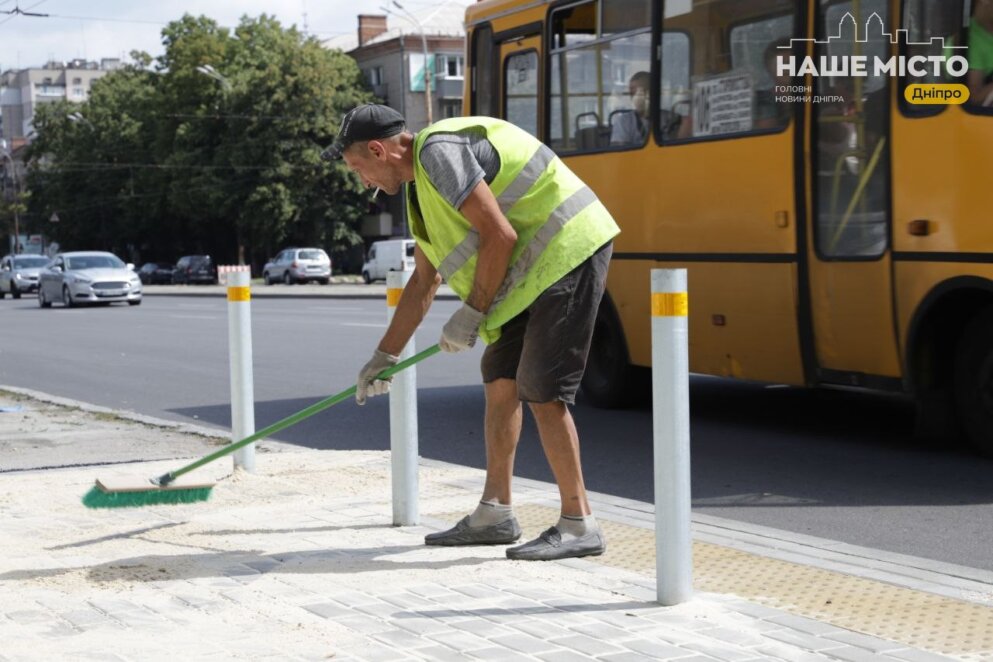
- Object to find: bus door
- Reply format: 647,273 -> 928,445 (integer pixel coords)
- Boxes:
500,36 -> 542,138
805,0 -> 902,384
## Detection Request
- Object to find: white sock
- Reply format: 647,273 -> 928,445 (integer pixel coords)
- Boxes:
468,499 -> 514,527
556,514 -> 598,542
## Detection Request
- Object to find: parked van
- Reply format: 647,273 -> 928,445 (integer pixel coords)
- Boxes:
361,239 -> 415,284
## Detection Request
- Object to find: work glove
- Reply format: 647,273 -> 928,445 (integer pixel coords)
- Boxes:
355,349 -> 399,405
440,304 -> 485,353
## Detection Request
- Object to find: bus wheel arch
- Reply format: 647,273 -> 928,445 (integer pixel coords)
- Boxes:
906,278 -> 993,454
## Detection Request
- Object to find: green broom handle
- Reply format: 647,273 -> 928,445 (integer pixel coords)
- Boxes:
159,344 -> 441,484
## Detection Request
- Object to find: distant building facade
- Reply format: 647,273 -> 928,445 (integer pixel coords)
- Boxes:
324,3 -> 467,240
0,58 -> 121,145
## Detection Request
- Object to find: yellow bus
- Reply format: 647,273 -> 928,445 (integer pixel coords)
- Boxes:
463,0 -> 993,455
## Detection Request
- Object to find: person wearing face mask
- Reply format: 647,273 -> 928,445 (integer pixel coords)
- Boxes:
610,71 -> 651,145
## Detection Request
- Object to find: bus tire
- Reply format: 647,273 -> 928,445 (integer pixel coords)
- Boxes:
581,295 -> 635,409
954,306 -> 993,458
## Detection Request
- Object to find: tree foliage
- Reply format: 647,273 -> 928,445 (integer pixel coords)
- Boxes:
25,14 -> 373,269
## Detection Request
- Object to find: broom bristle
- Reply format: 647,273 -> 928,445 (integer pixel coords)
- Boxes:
82,485 -> 213,509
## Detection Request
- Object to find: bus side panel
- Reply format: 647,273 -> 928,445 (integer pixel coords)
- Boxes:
610,260 -> 806,385
567,144 -> 797,255
891,100 -> 993,363
566,130 -> 803,385
891,113 -> 993,257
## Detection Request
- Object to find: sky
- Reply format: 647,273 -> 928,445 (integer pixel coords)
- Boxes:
0,0 -> 464,71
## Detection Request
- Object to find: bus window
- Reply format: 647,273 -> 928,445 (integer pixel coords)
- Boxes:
549,0 -> 651,153
472,25 -> 497,116
731,15 -> 795,130
659,32 -> 691,139
659,0 -> 796,142
900,0 -> 967,116
814,0 -> 890,259
505,50 -> 539,137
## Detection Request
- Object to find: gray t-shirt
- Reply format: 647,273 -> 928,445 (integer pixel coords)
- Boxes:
416,127 -> 501,210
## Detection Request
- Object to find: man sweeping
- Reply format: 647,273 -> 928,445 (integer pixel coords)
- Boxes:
325,104 -> 619,561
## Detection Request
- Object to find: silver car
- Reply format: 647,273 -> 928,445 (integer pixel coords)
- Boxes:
38,251 -> 143,308
263,247 -> 332,285
0,254 -> 49,299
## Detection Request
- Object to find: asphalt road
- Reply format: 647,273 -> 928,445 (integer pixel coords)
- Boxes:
2,294 -> 991,570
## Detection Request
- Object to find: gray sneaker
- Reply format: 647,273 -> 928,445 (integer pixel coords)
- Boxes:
424,515 -> 522,546
505,526 -> 606,561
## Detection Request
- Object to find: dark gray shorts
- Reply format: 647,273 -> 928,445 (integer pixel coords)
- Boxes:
481,241 -> 612,404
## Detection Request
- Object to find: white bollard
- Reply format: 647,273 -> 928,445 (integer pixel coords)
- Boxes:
387,271 -> 419,525
652,268 -> 692,605
227,267 -> 256,472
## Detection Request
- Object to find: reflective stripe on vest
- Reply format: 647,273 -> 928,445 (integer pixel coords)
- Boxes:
496,144 -> 556,214
438,229 -> 479,281
438,184 -> 597,286
436,143 -> 557,281
490,185 -> 597,307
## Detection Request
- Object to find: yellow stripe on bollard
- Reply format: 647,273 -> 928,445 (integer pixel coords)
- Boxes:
387,288 -> 403,308
652,292 -> 688,317
227,286 -> 251,302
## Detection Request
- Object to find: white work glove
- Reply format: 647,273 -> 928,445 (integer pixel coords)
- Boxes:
440,304 -> 485,353
355,349 -> 399,405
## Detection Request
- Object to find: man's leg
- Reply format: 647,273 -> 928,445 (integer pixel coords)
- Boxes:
505,242 -> 613,560
424,321 -> 527,547
528,400 -> 589,518
481,378 -> 523,505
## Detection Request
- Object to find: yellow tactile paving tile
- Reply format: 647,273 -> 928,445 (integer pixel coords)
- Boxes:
435,504 -> 993,660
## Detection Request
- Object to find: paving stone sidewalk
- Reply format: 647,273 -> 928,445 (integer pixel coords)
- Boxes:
0,394 -> 981,662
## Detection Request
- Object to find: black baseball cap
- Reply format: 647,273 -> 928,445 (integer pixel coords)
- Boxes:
322,104 -> 406,160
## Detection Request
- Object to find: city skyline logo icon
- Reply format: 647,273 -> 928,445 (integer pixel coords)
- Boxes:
781,11 -> 968,51
774,11 -> 970,83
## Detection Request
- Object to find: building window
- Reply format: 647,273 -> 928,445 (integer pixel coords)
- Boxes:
441,100 -> 462,118
35,84 -> 66,97
72,77 -> 82,85
437,54 -> 464,79
73,87 -> 85,98
365,66 -> 384,86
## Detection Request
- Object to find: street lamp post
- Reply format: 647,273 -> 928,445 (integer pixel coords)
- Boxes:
386,1 -> 432,125
0,150 -> 20,255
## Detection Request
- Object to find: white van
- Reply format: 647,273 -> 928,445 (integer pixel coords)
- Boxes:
361,239 -> 415,284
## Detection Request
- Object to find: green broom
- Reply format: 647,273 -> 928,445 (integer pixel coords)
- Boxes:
82,344 -> 441,509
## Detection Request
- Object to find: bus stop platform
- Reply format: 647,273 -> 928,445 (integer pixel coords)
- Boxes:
1,389 -> 991,662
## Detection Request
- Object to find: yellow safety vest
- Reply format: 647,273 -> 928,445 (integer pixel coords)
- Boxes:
407,117 -> 620,344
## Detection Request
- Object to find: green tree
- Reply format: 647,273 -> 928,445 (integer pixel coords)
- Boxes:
26,14 -> 374,269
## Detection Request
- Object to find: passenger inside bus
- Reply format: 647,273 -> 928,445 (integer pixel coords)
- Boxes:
968,0 -> 993,106
609,71 -> 650,145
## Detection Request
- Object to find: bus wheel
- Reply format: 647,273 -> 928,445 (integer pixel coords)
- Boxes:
954,307 -> 993,458
581,297 -> 633,408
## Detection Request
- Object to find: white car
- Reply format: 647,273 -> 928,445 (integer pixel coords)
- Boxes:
0,254 -> 49,299
263,247 -> 332,285
38,251 -> 143,308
